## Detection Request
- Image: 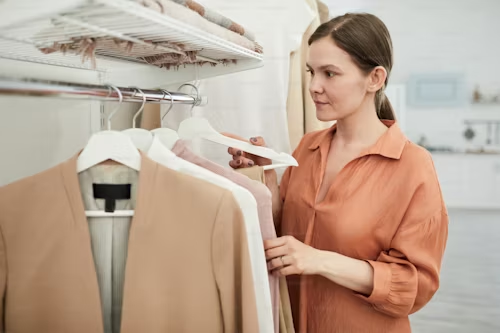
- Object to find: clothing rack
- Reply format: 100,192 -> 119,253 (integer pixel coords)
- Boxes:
0,77 -> 206,105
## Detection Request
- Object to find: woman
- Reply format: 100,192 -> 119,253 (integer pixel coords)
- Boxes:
228,13 -> 448,333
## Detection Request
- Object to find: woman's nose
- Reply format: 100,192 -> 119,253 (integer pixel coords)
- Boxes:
309,76 -> 323,95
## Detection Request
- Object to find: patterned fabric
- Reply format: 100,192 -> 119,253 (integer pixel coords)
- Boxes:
139,0 -> 263,53
170,0 -> 256,41
36,0 -> 262,70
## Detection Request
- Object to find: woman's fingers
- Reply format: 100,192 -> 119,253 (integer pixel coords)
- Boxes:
249,136 -> 266,147
222,132 -> 266,147
268,257 -> 286,271
232,155 -> 254,165
229,157 -> 254,169
265,246 -> 288,261
249,137 -> 272,166
223,133 -> 272,168
275,265 -> 297,277
227,147 -> 244,157
229,159 -> 242,169
264,237 -> 289,250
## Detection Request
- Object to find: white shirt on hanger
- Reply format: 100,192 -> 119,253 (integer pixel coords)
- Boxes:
147,137 -> 274,333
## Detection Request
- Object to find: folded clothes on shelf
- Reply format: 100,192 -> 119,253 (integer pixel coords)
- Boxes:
139,0 -> 262,53
169,0 -> 256,42
35,0 -> 262,70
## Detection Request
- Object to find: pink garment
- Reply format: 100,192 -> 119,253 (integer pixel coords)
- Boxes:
172,140 -> 279,333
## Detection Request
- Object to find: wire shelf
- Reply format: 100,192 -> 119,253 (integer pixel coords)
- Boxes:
0,0 -> 263,73
0,38 -> 105,70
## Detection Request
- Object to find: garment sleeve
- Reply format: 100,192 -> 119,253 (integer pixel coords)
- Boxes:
357,177 -> 449,318
212,191 -> 259,333
0,226 -> 6,332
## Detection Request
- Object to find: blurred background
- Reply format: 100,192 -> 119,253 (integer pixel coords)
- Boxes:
0,0 -> 499,332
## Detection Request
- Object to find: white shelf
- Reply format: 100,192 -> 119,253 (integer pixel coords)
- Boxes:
0,0 -> 264,87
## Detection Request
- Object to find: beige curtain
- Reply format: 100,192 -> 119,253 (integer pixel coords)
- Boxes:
317,0 -> 329,24
286,0 -> 332,150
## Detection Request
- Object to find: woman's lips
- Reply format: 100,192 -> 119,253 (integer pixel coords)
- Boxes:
314,101 -> 329,108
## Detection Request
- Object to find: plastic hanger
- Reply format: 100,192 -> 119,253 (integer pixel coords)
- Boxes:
177,117 -> 298,169
122,87 -> 154,151
77,85 -> 140,217
176,84 -> 298,169
77,85 -> 141,173
151,89 -> 180,150
192,62 -> 201,90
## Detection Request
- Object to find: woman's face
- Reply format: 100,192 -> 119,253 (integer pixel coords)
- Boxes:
307,37 -> 371,122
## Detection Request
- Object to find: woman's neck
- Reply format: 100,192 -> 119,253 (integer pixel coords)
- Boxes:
334,103 -> 389,147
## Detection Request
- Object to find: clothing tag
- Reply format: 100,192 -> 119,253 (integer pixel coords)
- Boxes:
92,184 -> 131,213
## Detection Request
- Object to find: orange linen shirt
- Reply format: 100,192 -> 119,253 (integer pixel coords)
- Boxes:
279,120 -> 448,333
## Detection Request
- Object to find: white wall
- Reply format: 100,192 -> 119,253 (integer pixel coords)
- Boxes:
325,0 -> 500,148
0,59 -> 143,186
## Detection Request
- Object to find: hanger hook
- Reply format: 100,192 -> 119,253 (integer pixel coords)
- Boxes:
105,85 -> 112,98
130,87 -> 147,128
106,85 -> 123,131
177,83 -> 199,112
160,89 -> 174,125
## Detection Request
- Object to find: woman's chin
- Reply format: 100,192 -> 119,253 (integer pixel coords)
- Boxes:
316,109 -> 338,122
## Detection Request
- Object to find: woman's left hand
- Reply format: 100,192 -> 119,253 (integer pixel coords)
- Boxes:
264,236 -> 323,276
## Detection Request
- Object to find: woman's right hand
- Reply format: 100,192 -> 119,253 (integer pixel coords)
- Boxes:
223,133 -> 271,169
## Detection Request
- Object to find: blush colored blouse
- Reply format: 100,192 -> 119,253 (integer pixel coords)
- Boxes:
279,120 -> 448,333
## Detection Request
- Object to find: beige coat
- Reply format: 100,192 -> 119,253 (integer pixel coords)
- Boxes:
0,154 -> 259,333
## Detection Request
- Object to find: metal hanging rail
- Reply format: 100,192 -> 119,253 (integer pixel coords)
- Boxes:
0,77 -> 206,105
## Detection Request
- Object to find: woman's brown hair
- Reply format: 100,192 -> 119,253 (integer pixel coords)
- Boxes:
308,13 -> 395,120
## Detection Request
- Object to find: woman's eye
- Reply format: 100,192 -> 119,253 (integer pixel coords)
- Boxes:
326,71 -> 335,78
306,69 -> 314,75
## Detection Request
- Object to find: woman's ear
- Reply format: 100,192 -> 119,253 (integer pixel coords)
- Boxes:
367,66 -> 387,93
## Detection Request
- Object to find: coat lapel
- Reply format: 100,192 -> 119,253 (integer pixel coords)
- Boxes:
60,154 -> 105,333
119,155 -> 157,333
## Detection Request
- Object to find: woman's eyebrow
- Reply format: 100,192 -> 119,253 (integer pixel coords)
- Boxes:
306,63 -> 341,71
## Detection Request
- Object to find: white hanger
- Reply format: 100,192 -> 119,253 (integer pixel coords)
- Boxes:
77,85 -> 140,218
177,118 -> 297,169
151,89 -> 180,150
176,84 -> 298,170
78,85 -> 141,172
192,62 -> 201,90
122,87 -> 154,151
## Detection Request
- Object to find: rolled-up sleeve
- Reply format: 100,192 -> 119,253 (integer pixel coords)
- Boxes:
358,180 -> 449,318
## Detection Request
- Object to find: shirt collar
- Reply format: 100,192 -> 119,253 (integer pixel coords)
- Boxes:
308,120 -> 407,160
